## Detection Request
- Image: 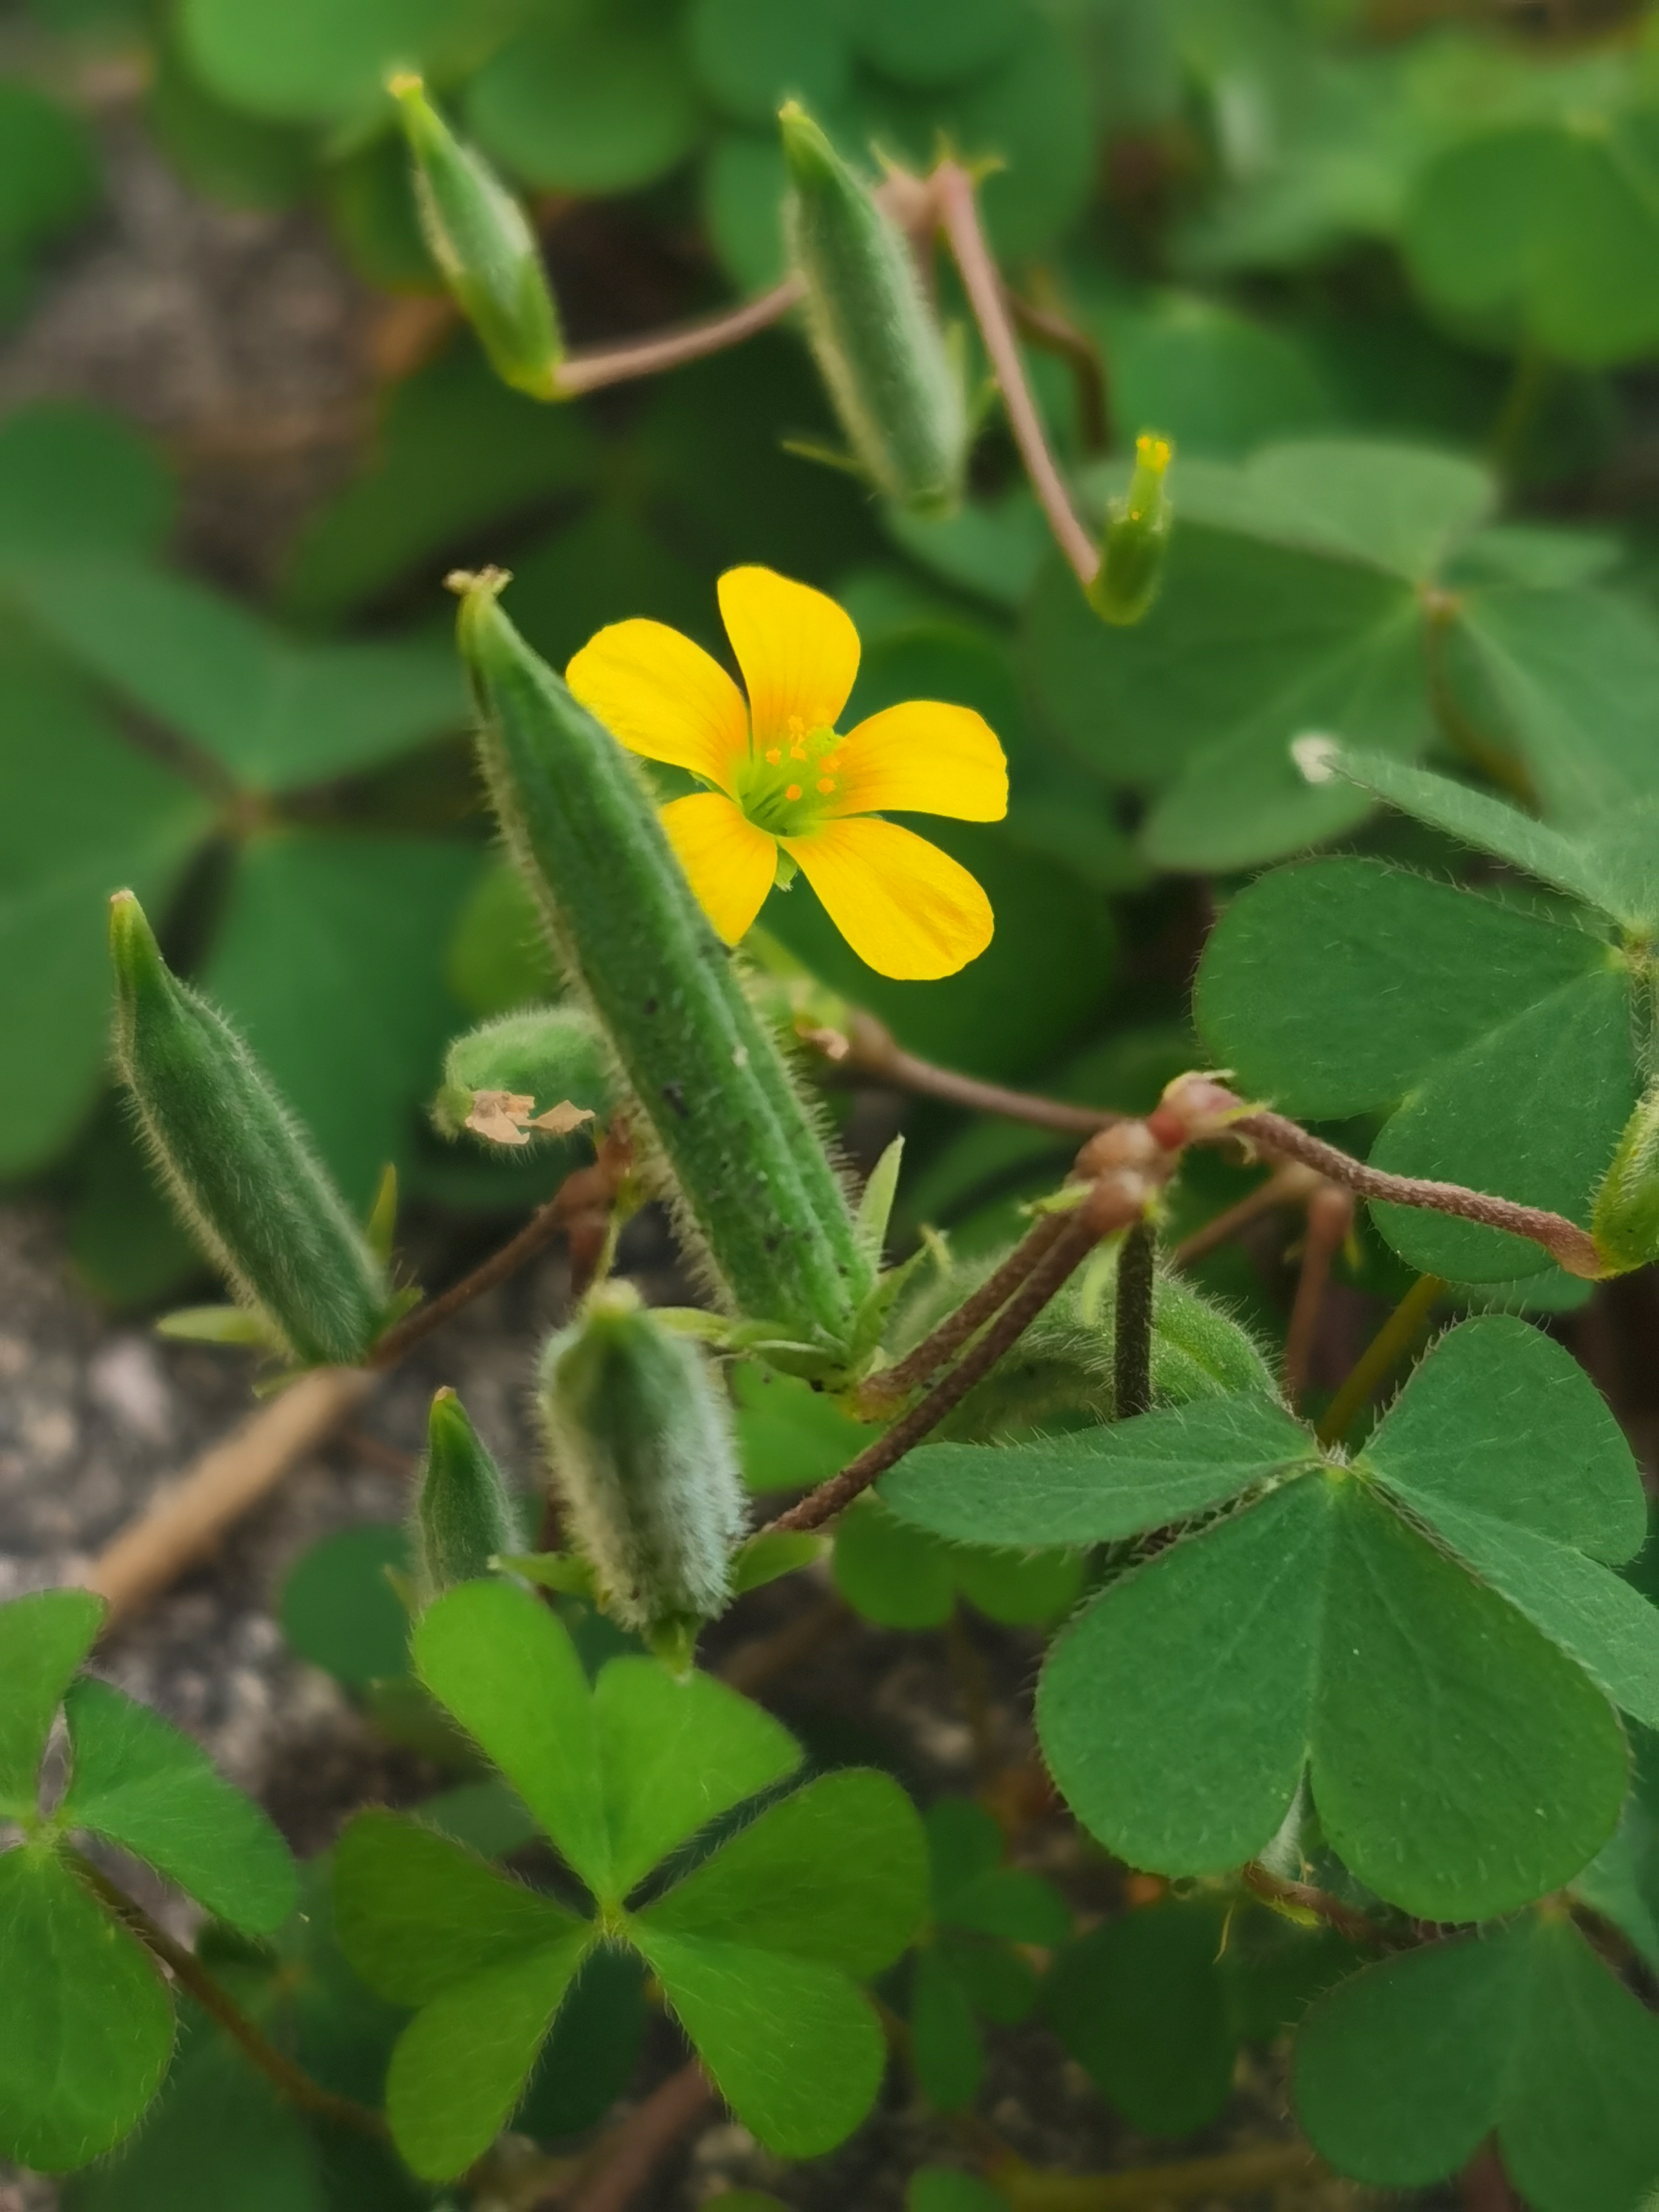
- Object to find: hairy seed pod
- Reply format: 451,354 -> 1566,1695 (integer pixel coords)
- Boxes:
389,73 -> 562,402
537,1283 -> 748,1638
454,570 -> 873,1355
1088,434 -> 1173,627
431,1005 -> 611,1143
1592,1084 -> 1659,1275
780,102 -> 967,517
412,1389 -> 524,1600
109,891 -> 390,1366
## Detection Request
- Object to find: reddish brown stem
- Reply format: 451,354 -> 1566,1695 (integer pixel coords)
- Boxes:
1282,1182 -> 1356,1409
764,1205 -> 1107,1536
934,163 -> 1100,589
557,2062 -> 714,2211
806,1010 -> 1118,1137
551,278 -> 803,397
1232,1110 -> 1603,1279
1005,287 -> 1111,453
1242,1862 -> 1402,1951
1170,1161 -> 1324,1267
860,1209 -> 1070,1407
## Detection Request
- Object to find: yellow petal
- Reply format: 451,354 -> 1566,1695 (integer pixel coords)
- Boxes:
782,817 -> 993,980
828,699 -> 1008,822
717,566 -> 859,745
567,619 -> 747,788
660,793 -> 777,945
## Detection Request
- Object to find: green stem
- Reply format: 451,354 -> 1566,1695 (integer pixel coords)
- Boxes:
1113,1219 -> 1155,1418
70,1854 -> 386,2139
1316,1273 -> 1446,1447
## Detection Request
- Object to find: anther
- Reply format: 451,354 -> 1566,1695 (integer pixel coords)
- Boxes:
817,777 -> 835,794
786,783 -> 802,802
765,748 -> 782,765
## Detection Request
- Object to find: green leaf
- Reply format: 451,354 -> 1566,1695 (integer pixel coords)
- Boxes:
177,0 -> 471,122
1404,116 -> 1659,366
882,1393 -> 1310,1549
1037,1471 -> 1627,1919
0,401 -> 173,562
12,558 -> 466,791
0,644 -> 213,1174
591,1657 -> 800,1899
1293,1914 -> 1659,2209
1364,1318 -> 1659,1724
412,1581 -> 800,1903
845,0 -> 1023,86
1195,856 -> 1635,1281
278,1524 -> 412,1690
465,16 -> 703,194
833,1495 -> 957,1627
280,346 -> 596,625
386,1929 -> 592,2180
730,1530 -> 830,1595
0,1845 -> 174,2170
733,1360 -> 876,1495
204,833 -> 481,1207
687,0 -> 850,125
0,1587 -> 104,1817
1574,1723 -> 1659,1970
0,84 -> 98,298
910,1946 -> 984,2108
1045,1900 -> 1236,2138
643,1770 -> 925,1974
59,1680 -> 295,1935
1026,440 -> 1495,871
335,1809 -> 583,2006
908,2172 -> 1008,2212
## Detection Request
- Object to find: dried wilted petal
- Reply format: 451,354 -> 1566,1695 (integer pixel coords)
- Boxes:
528,1101 -> 596,1138
465,1090 -> 536,1146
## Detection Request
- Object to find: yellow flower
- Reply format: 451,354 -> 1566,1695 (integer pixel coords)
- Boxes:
566,565 -> 1008,980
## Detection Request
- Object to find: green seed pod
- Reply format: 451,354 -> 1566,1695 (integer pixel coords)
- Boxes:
411,1389 -> 525,1601
454,570 -> 873,1357
1088,433 -> 1173,627
109,892 -> 390,1367
1592,1083 -> 1659,1275
389,73 -> 562,402
780,102 -> 967,518
537,1282 -> 748,1640
431,1005 -> 610,1144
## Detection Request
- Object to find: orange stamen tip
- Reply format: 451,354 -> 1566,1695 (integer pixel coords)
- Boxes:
817,777 -> 835,794
786,783 -> 802,802
765,748 -> 782,765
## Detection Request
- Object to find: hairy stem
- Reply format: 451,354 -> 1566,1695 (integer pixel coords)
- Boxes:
1113,1219 -> 1155,1418
551,278 -> 803,397
805,1009 -> 1118,1136
70,1854 -> 386,2137
859,1210 -> 1071,1407
934,163 -> 1100,588
1242,1862 -> 1400,1950
765,1207 -> 1108,1535
1316,1272 -> 1447,1447
1232,1110 -> 1602,1278
1170,1161 -> 1323,1267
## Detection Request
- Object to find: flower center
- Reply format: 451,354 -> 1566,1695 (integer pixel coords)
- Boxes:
734,714 -> 843,837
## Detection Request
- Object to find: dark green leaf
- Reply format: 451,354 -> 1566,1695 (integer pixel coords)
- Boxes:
466,17 -> 703,194
833,1495 -> 956,1627
687,0 -> 850,124
882,1393 -> 1312,1549
514,1948 -> 647,2143
0,401 -> 172,561
60,1679 -> 295,1934
278,1524 -> 412,1690
0,1587 -> 103,1816
0,1845 -> 174,2170
1037,1472 -> 1627,1919
910,1946 -> 984,2109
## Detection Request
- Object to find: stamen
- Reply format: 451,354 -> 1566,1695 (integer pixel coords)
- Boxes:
786,783 -> 802,802
817,777 -> 836,794
765,747 -> 782,765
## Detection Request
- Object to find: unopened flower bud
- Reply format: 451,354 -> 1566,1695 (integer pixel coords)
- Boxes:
109,891 -> 390,1367
432,1006 -> 609,1147
389,73 -> 563,402
780,102 -> 967,518
1145,1071 -> 1252,1151
1592,1084 -> 1659,1276
536,1283 -> 748,1647
411,1389 -> 525,1601
1088,434 -> 1173,628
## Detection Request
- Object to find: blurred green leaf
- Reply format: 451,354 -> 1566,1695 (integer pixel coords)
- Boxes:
177,0 -> 476,122
845,0 -> 1025,88
0,83 -> 99,316
833,1493 -> 1084,1629
0,1589 -> 104,1817
0,1845 -> 173,2171
61,1679 -> 297,1934
279,1523 -> 414,1689
732,1360 -> 877,1494
1293,1913 -> 1659,2208
0,402 -> 173,560
688,0 -> 850,125
466,13 -> 704,193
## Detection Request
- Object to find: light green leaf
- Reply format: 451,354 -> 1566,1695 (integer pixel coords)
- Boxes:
12,557 -> 466,792
412,1580 -> 608,1894
631,1928 -> 886,2156
833,1495 -> 957,1627
59,1680 -> 295,1935
730,1530 -> 830,1595
591,1658 -> 800,1900
178,0 -> 470,122
0,645 -> 213,1175
1037,1473 -> 1627,1919
466,16 -> 703,194
0,1845 -> 174,2171
732,1361 -> 877,1496
333,1809 -> 581,2007
0,1587 -> 104,1817
279,1523 -> 412,1691
643,1772 -> 924,1976
385,1928 -> 592,2181
881,1393 -> 1312,1549
1293,1914 -> 1659,2209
